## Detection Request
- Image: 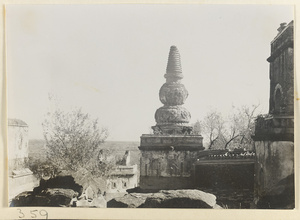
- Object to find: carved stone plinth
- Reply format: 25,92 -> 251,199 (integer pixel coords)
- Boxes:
140,134 -> 204,151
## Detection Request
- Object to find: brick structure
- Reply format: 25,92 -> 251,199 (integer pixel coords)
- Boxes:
252,21 -> 294,208
139,46 -> 204,190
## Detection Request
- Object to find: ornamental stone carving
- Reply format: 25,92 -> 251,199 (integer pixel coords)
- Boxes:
152,46 -> 192,135
155,106 -> 191,125
159,83 -> 188,106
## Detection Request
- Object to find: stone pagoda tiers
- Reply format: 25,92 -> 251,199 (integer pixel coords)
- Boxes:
139,46 -> 204,190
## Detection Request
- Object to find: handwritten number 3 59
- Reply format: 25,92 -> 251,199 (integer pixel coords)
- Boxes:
17,209 -> 48,219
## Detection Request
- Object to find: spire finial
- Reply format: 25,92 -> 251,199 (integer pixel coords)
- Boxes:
165,46 -> 183,81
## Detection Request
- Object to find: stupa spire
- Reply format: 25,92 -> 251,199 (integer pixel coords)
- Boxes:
165,45 -> 183,82
152,46 -> 192,135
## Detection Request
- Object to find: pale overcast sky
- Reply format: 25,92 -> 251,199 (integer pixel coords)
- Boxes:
6,4 -> 294,141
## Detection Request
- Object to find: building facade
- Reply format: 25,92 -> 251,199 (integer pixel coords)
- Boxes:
253,21 -> 294,208
106,164 -> 138,194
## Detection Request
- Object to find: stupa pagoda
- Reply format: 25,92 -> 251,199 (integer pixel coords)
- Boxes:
139,46 -> 204,190
152,45 -> 192,135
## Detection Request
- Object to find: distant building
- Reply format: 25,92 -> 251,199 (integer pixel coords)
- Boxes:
7,119 -> 39,201
105,151 -> 138,200
106,164 -> 138,193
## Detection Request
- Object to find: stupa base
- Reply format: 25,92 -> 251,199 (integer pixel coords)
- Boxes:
139,134 -> 204,151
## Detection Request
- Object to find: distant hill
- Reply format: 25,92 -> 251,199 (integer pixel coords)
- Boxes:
28,139 -> 140,166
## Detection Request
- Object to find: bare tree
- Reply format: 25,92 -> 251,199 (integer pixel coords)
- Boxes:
221,109 -> 242,149
221,104 -> 260,150
196,104 -> 260,150
236,104 -> 260,150
201,110 -> 225,150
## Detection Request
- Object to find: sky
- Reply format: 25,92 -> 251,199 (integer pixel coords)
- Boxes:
6,4 -> 294,141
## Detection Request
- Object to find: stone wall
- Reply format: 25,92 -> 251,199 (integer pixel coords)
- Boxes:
194,160 -> 254,190
254,141 -> 294,197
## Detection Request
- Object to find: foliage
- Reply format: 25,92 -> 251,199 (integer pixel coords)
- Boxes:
42,107 -> 112,178
28,158 -> 60,179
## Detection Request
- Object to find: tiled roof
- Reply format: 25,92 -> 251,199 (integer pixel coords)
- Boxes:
8,118 -> 28,127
